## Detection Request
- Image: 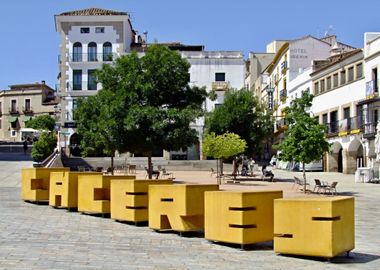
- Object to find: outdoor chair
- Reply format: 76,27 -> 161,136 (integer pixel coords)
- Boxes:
293,176 -> 310,191
161,168 -> 174,179
313,179 -> 327,194
324,181 -> 338,195
144,167 -> 160,179
210,168 -> 217,177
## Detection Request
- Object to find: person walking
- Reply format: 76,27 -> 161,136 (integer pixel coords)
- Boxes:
249,158 -> 255,175
23,138 -> 28,155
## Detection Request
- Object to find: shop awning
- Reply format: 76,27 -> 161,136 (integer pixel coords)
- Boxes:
7,116 -> 17,123
21,116 -> 31,122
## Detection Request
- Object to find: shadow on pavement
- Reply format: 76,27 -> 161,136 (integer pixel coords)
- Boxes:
0,152 -> 33,161
277,252 -> 380,264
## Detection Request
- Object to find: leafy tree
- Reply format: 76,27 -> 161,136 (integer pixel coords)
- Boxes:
277,91 -> 330,192
78,45 -> 208,178
203,132 -> 247,183
31,132 -> 57,162
75,89 -> 127,174
205,89 -> 272,157
26,115 -> 55,131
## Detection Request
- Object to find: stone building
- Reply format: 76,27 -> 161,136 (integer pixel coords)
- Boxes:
0,82 -> 58,142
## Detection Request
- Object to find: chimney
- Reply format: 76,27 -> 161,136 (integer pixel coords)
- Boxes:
41,80 -> 46,84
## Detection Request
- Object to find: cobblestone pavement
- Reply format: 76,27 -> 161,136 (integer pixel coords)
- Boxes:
0,158 -> 379,269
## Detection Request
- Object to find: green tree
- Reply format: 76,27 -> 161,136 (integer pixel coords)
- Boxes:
277,91 -> 330,192
31,132 -> 57,162
203,132 -> 247,183
205,89 -> 272,157
78,45 -> 208,178
75,89 -> 127,174
26,115 -> 55,131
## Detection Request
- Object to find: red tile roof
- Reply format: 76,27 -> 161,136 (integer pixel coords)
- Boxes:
59,8 -> 128,16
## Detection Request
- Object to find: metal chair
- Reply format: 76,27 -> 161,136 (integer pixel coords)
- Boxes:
324,181 -> 338,195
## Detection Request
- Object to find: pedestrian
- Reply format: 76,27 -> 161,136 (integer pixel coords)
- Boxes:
249,158 -> 255,175
23,138 -> 28,155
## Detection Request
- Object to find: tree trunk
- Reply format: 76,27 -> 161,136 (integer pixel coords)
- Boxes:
303,163 -> 306,194
220,158 -> 224,176
233,157 -> 237,180
111,151 -> 115,176
148,154 -> 153,180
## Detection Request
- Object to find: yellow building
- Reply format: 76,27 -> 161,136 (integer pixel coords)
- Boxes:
0,82 -> 58,142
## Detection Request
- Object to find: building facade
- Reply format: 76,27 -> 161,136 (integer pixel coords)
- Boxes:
54,8 -> 137,147
311,49 -> 365,174
0,82 -> 57,142
55,8 -> 246,160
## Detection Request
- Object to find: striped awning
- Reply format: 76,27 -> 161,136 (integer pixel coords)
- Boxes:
7,116 -> 17,123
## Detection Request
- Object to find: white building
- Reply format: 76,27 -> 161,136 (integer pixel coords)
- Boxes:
55,8 -> 245,160
54,8 -> 138,148
311,49 -> 365,174
174,51 -> 245,160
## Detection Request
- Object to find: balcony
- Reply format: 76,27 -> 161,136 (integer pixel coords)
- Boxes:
325,117 -> 363,137
280,89 -> 287,102
362,122 -> 376,138
8,107 -> 19,115
68,53 -> 117,63
67,81 -> 98,91
275,118 -> 288,133
281,61 -> 288,74
212,81 -> 230,91
365,80 -> 379,99
22,106 -> 33,114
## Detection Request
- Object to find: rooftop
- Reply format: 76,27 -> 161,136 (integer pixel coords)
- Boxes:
58,7 -> 129,17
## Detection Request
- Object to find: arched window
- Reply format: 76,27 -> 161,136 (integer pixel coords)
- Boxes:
103,42 -> 112,61
73,42 -> 82,62
88,42 -> 97,62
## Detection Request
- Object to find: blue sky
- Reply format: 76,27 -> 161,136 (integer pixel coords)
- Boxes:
0,0 -> 378,90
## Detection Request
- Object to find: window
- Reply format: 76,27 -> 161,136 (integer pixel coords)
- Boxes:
0,119 -> 2,129
314,82 -> 319,95
340,70 -> 346,84
320,79 -> 325,92
102,42 -> 112,61
283,78 -> 287,90
95,27 -> 105,33
24,99 -> 31,112
348,67 -> 354,82
73,70 -> 82,90
88,42 -> 97,62
72,99 -> 78,120
322,113 -> 327,125
11,100 -> 17,113
326,76 -> 331,90
215,103 -> 222,109
73,42 -> 82,62
333,73 -> 339,88
372,68 -> 378,92
11,130 -> 16,137
80,27 -> 90,34
215,72 -> 225,82
0,101 -> 2,114
88,70 -> 97,90
344,107 -> 350,119
356,63 -> 363,79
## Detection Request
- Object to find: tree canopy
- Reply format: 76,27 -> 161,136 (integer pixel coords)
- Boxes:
277,91 -> 330,186
26,115 -> 55,131
203,132 -> 247,160
31,132 -> 57,162
205,89 -> 272,156
75,45 -> 208,177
